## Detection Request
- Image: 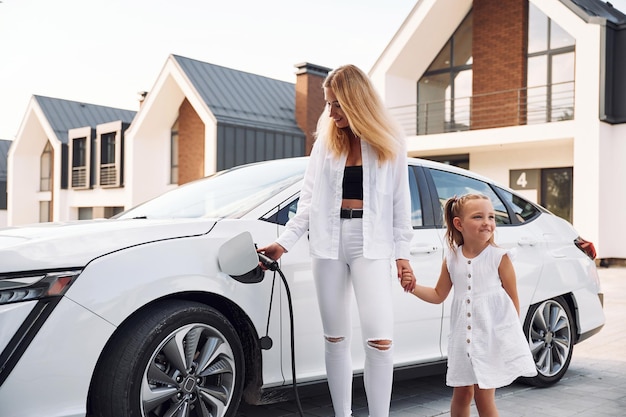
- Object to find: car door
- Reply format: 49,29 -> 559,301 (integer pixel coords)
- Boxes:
392,165 -> 446,366
261,165 -> 448,383
262,193 -> 327,383
424,167 -> 546,357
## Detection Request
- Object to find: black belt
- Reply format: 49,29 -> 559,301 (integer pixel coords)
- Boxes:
340,208 -> 363,219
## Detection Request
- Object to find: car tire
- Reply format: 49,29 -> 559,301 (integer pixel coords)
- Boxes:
520,296 -> 574,387
90,300 -> 244,417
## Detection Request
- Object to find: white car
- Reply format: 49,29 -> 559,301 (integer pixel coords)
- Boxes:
0,157 -> 604,417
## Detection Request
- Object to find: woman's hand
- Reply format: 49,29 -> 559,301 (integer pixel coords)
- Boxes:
396,258 -> 416,293
256,242 -> 286,269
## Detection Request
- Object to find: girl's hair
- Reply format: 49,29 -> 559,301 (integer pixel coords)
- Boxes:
317,64 -> 402,163
444,193 -> 495,249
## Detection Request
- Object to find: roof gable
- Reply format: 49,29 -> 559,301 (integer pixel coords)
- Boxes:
34,95 -> 136,144
172,55 -> 301,134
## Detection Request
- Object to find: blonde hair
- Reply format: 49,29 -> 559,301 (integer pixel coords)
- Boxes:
444,193 -> 496,249
317,64 -> 402,163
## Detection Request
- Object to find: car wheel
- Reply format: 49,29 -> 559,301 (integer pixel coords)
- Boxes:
521,296 -> 574,387
90,300 -> 244,417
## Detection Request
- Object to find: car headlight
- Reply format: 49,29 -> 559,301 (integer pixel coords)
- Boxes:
0,270 -> 82,305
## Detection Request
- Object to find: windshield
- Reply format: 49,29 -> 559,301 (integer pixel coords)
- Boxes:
118,158 -> 307,219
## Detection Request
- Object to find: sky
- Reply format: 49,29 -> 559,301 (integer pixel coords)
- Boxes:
0,0 -> 416,140
1,0 -> 625,140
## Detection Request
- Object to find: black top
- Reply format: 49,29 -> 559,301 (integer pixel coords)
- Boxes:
342,165 -> 363,200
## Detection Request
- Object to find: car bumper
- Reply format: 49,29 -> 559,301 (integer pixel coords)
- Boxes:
0,297 -> 115,417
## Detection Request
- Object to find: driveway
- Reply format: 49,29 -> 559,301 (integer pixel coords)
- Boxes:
237,266 -> 626,417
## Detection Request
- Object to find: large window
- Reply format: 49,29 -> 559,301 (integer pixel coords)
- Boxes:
100,132 -> 117,186
417,12 -> 473,134
527,3 -> 575,123
171,119 -> 179,184
71,137 -> 88,188
40,142 -> 53,191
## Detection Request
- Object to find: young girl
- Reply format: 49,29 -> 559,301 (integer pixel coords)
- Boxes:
404,193 -> 536,417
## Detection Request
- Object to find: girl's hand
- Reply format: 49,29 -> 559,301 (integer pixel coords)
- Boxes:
396,259 -> 416,293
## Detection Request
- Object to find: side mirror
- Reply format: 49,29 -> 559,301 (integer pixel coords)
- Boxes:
218,231 -> 264,283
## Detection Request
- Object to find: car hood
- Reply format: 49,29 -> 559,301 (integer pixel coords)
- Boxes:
0,218 -> 217,273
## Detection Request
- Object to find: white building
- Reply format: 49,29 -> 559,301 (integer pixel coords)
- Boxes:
370,0 -> 626,261
7,57 -> 327,225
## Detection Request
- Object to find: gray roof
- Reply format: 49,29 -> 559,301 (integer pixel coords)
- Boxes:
173,55 -> 302,135
569,0 -> 626,25
0,139 -> 11,181
34,96 -> 136,144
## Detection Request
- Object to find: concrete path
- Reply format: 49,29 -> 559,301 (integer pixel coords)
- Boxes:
237,267 -> 626,417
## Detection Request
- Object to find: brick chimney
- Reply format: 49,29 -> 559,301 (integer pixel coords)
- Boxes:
295,62 -> 331,155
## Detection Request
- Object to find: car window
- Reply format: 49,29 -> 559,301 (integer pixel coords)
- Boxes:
496,186 -> 541,222
264,198 -> 298,226
428,168 -> 511,225
408,167 -> 423,227
265,167 -> 424,227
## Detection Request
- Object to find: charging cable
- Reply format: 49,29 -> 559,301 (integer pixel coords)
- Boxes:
257,252 -> 305,417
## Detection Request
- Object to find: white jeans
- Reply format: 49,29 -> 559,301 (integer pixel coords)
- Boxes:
312,218 -> 394,417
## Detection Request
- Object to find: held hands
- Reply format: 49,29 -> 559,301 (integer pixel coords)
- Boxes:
396,259 -> 416,293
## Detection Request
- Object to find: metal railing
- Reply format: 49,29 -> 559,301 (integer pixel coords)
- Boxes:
100,164 -> 118,186
389,81 -> 574,136
71,166 -> 87,188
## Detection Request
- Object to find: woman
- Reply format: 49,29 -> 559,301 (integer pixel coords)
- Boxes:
258,64 -> 415,417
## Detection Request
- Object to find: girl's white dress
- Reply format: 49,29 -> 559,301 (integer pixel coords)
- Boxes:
446,245 -> 537,388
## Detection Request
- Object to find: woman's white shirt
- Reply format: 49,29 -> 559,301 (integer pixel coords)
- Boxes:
276,135 -> 413,260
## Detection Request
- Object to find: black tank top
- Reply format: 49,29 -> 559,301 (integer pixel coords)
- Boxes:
342,165 -> 363,200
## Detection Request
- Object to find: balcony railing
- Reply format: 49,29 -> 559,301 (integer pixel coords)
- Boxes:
100,163 -> 118,186
389,81 -> 574,136
71,166 -> 87,188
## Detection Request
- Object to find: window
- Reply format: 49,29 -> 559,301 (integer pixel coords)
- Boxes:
417,11 -> 473,134
71,137 -> 88,188
40,142 -> 53,191
408,168 -> 423,228
527,3 -> 575,123
39,201 -> 51,222
265,198 -> 298,226
429,168 -> 511,225
104,206 -> 125,218
100,132 -> 117,186
541,167 -> 572,223
171,119 -> 179,184
78,207 -> 93,220
496,186 -> 541,222
424,154 -> 469,170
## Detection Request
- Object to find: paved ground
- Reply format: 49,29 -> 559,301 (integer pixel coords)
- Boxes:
237,266 -> 626,417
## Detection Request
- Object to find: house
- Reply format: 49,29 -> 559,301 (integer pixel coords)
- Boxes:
7,97 -> 136,225
370,0 -> 626,261
7,57 -> 329,225
124,55 -> 328,208
0,139 -> 11,227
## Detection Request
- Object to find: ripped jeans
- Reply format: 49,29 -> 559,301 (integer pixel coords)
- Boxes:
312,218 -> 394,417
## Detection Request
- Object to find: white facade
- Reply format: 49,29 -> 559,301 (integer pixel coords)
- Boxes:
7,56 -> 221,226
8,99 -> 63,226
